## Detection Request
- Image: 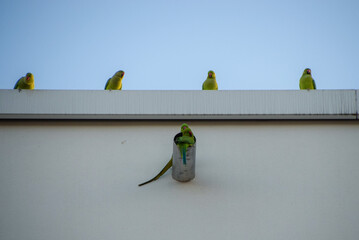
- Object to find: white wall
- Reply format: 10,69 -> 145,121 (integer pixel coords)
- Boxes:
1,120 -> 358,240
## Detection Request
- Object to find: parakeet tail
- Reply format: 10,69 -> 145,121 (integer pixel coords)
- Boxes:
138,157 -> 173,186
182,148 -> 186,165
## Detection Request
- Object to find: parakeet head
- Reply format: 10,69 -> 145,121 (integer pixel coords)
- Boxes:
25,73 -> 34,84
180,123 -> 189,132
180,123 -> 193,136
208,70 -> 216,78
303,68 -> 311,75
114,70 -> 125,78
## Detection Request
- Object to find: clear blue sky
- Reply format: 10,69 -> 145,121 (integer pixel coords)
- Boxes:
1,0 -> 358,90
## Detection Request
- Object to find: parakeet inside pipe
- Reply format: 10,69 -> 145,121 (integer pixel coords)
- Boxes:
138,123 -> 196,186
175,123 -> 195,165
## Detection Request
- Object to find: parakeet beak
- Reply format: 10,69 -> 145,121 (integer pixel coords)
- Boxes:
307,69 -> 311,74
209,73 -> 212,77
26,77 -> 30,81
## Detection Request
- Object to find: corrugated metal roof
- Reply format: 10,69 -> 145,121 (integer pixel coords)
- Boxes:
0,90 -> 357,120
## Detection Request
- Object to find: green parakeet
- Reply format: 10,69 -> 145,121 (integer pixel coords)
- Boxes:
14,73 -> 34,90
138,123 -> 195,186
202,70 -> 218,90
104,70 -> 125,90
176,123 -> 195,165
299,68 -> 316,90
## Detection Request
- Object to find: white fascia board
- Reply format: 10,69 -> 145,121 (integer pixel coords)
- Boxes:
0,90 -> 357,120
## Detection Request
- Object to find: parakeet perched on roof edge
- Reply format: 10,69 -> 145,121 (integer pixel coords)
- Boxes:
202,70 -> 218,90
105,70 -> 125,90
14,73 -> 34,90
299,68 -> 316,90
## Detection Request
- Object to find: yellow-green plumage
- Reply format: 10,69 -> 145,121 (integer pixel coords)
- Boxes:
104,70 -> 125,90
14,73 -> 34,90
202,70 -> 218,90
176,124 -> 195,165
299,68 -> 316,90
